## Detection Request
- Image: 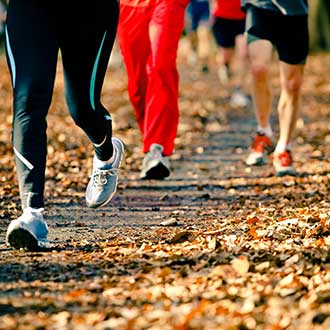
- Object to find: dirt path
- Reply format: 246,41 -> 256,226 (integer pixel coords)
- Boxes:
0,54 -> 329,329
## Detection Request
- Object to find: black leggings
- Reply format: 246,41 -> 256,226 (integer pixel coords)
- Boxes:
5,0 -> 119,209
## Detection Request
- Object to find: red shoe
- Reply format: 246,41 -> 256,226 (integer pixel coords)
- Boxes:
273,150 -> 296,176
246,132 -> 273,166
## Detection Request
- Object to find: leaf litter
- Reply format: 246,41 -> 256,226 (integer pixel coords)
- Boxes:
0,54 -> 329,329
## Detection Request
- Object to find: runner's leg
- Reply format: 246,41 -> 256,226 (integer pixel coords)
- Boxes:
276,63 -> 305,151
274,13 -> 308,153
245,38 -> 274,166
248,39 -> 273,131
235,33 -> 249,91
6,0 -> 58,209
212,18 -> 239,85
5,0 -> 57,250
146,0 -> 187,156
60,1 -> 119,161
117,5 -> 151,135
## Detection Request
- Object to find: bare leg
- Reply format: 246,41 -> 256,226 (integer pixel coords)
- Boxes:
229,34 -> 250,108
249,39 -> 273,130
235,34 -> 249,91
196,24 -> 210,70
272,62 -> 304,175
276,62 -> 305,151
245,39 -> 274,166
218,47 -> 234,66
217,47 -> 234,85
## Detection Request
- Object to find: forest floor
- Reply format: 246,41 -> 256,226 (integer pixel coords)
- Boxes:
0,52 -> 329,330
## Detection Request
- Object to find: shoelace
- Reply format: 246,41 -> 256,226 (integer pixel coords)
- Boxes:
91,168 -> 117,187
148,148 -> 163,161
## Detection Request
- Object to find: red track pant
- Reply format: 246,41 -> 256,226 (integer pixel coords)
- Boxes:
117,0 -> 188,156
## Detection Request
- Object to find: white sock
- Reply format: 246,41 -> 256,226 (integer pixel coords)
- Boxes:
274,141 -> 290,154
257,125 -> 273,138
93,151 -> 115,169
24,207 -> 44,215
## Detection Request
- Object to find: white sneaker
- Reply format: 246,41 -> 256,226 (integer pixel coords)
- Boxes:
86,137 -> 124,208
6,207 -> 49,251
140,144 -> 170,180
245,132 -> 274,166
230,88 -> 250,108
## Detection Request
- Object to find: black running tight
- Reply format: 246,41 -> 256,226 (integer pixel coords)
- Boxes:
5,0 -> 119,209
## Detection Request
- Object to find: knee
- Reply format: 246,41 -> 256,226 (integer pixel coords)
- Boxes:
66,99 -> 89,128
128,90 -> 143,108
14,83 -> 52,116
283,75 -> 303,95
152,59 -> 177,79
250,63 -> 269,80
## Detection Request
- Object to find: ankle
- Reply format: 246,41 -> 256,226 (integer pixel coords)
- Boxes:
274,142 -> 291,154
257,126 -> 273,138
24,207 -> 44,213
93,151 -> 115,169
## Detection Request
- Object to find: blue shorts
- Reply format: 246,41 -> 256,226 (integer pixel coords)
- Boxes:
187,1 -> 210,31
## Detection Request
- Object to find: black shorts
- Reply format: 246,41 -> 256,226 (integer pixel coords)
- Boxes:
245,5 -> 309,65
212,17 -> 245,48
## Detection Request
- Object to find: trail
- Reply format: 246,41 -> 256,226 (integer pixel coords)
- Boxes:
0,54 -> 329,330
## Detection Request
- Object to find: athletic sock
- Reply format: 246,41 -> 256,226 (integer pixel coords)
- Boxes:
93,152 -> 115,170
257,125 -> 273,138
275,142 -> 291,154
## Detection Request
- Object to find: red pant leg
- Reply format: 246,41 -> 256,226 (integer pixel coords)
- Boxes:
144,0 -> 187,155
117,5 -> 151,134
118,1 -> 188,156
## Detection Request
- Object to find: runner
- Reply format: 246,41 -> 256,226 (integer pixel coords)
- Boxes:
117,0 -> 190,180
5,0 -> 124,251
212,0 -> 250,108
186,0 -> 211,72
243,0 -> 309,176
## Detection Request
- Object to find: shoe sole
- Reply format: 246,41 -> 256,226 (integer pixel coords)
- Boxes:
246,157 -> 266,166
276,169 -> 296,177
141,162 -> 170,180
7,228 -> 39,251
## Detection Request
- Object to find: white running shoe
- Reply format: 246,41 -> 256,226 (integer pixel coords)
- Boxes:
86,137 -> 124,208
6,207 -> 49,251
230,88 -> 250,108
140,144 -> 170,180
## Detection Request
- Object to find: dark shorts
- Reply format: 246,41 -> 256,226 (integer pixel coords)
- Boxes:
212,17 -> 245,48
187,1 -> 210,31
245,5 -> 309,65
